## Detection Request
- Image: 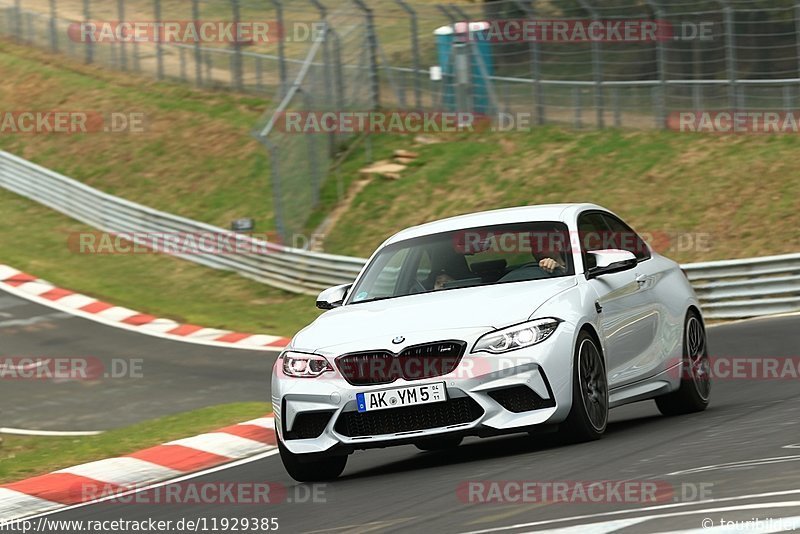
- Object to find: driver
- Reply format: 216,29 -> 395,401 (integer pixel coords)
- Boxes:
531,229 -> 568,274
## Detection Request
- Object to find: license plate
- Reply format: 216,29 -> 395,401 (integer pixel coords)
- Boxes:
356,382 -> 446,413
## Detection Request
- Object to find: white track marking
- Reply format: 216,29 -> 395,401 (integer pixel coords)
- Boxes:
0,428 -> 103,436
519,517 -> 652,533
94,306 -> 140,322
460,490 -> 800,534
165,432 -> 272,458
3,448 -> 280,525
242,417 -> 276,429
55,458 -> 181,488
0,489 -> 59,519
666,455 -> 800,476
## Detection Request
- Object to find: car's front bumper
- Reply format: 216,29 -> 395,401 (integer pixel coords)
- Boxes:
272,322 -> 577,455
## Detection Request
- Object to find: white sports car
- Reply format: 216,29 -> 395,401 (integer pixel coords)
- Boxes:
272,204 -> 711,481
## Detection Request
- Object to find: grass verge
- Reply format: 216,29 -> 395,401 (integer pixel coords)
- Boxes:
0,402 -> 271,484
321,127 -> 800,264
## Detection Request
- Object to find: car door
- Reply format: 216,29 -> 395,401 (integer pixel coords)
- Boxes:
578,211 -> 650,389
604,214 -> 682,386
601,213 -> 671,384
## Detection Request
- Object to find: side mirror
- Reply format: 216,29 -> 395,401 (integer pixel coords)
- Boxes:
316,283 -> 352,310
586,249 -> 637,279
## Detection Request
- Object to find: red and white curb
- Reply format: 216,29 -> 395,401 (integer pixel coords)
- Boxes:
0,265 -> 291,351
0,416 -> 277,522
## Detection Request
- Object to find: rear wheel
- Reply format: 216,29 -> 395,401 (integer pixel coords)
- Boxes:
561,330 -> 608,442
278,439 -> 347,482
415,437 -> 463,451
655,311 -> 711,416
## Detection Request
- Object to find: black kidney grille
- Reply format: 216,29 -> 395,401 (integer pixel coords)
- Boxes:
337,341 -> 466,386
487,385 -> 556,413
335,396 -> 484,438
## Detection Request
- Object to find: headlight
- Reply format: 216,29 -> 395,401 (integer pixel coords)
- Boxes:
282,351 -> 333,378
472,318 -> 562,354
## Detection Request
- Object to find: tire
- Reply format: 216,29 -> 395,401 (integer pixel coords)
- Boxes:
278,439 -> 347,482
415,437 -> 463,452
561,330 -> 608,443
655,310 -> 711,416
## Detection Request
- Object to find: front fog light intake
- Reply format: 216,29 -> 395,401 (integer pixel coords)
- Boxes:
282,352 -> 333,378
472,318 -> 562,354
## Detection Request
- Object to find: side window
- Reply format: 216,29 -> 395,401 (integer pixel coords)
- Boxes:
577,212 -> 610,271
601,214 -> 652,262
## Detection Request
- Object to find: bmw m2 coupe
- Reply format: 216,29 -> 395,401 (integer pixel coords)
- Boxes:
272,204 -> 711,481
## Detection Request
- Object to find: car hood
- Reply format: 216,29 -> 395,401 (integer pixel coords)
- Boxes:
292,277 -> 577,354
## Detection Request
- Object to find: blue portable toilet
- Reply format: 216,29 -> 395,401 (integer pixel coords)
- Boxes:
434,21 -> 494,115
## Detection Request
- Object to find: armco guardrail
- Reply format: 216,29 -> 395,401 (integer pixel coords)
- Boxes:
684,254 -> 800,320
0,151 -> 365,295
1,150 -> 798,318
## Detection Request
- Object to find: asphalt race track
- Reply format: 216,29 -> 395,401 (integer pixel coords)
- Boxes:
0,288 -> 280,431
24,314 -> 798,533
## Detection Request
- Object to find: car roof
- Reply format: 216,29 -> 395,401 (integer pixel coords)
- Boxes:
384,203 -> 609,245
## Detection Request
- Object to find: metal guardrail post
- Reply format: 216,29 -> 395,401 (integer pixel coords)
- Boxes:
395,0 -> 422,110
352,0 -> 380,109
644,0 -> 666,128
513,0 -> 545,125
82,0 -> 93,64
270,0 -> 287,98
116,0 -> 127,71
231,0 -> 244,91
154,0 -> 164,80
192,0 -> 203,86
13,0 -> 21,43
48,0 -> 58,53
577,0 -> 604,128
720,0 -> 737,111
795,2 -> 800,83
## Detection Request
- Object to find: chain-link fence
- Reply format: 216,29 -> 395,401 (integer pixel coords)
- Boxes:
3,0 -> 800,240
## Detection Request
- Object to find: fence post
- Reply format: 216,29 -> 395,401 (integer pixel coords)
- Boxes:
231,0 -> 244,91
270,0 -> 287,97
514,1 -> 545,125
577,0 -> 604,128
192,0 -> 203,86
48,0 -> 58,53
154,0 -> 164,80
795,2 -> 800,85
395,0 -> 422,109
116,0 -> 127,70
721,0 -> 737,111
82,0 -> 93,64
573,86 -> 583,128
352,0 -> 381,109
644,0 -> 666,128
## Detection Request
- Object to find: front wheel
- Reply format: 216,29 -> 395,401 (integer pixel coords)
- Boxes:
561,330 -> 608,442
655,310 -> 711,416
278,439 -> 347,482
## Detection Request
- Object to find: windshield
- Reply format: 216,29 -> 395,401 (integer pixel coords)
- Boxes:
347,222 -> 574,305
